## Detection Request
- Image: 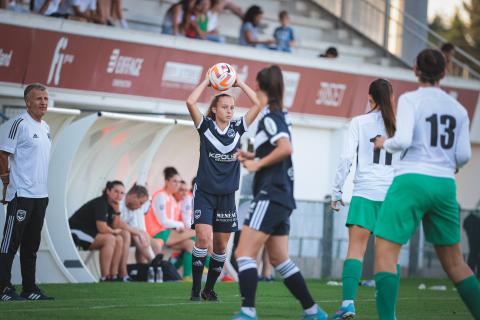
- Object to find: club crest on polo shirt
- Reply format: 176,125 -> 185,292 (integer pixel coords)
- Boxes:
16,209 -> 26,222
227,127 -> 235,138
194,209 -> 201,219
33,134 -> 39,139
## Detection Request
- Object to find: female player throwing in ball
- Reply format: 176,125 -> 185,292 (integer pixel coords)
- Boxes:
233,65 -> 328,320
186,68 -> 262,301
331,78 -> 397,319
373,49 -> 480,320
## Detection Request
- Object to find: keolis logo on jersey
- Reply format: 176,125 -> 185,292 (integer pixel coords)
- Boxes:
315,82 -> 347,107
209,152 -> 236,162
47,37 -> 74,86
107,49 -> 144,76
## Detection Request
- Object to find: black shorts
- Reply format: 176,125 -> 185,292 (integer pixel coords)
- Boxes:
243,195 -> 292,236
192,188 -> 238,233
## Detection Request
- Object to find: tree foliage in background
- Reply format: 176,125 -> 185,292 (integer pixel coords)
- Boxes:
428,0 -> 480,75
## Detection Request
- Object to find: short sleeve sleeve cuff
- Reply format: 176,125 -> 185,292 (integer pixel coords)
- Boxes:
0,145 -> 15,154
270,132 -> 289,145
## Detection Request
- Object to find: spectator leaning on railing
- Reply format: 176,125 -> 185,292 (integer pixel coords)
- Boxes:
162,0 -> 194,35
69,180 -> 132,282
239,5 -> 274,49
204,0 -> 225,43
184,0 -> 207,39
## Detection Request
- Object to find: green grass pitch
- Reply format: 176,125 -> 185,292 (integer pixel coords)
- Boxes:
0,279 -> 472,319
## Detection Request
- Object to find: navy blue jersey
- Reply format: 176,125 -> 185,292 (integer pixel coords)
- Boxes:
195,116 -> 247,195
253,108 -> 296,209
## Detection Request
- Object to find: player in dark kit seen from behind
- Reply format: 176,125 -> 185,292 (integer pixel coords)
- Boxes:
0,83 -> 54,301
186,68 -> 262,301
233,66 -> 328,320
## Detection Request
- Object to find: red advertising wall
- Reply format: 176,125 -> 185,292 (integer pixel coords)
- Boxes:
0,24 -> 478,119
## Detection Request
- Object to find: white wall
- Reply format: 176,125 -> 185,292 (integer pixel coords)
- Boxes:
291,126 -> 333,201
457,144 -> 480,209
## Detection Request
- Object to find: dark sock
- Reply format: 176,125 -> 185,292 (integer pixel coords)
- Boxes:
204,252 -> 226,292
237,256 -> 258,308
191,246 -> 208,295
375,272 -> 398,320
455,275 -> 480,319
276,259 -> 315,310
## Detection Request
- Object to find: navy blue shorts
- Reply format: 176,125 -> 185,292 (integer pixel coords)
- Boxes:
192,188 -> 238,233
243,194 -> 292,236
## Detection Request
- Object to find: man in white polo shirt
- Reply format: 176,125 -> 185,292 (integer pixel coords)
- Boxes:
0,83 -> 53,301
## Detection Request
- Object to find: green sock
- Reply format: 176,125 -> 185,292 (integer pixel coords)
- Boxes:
375,272 -> 398,320
455,275 -> 480,319
183,251 -> 192,277
342,259 -> 363,301
394,264 -> 401,315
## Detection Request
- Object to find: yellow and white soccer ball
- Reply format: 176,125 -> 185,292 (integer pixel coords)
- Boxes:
208,62 -> 237,91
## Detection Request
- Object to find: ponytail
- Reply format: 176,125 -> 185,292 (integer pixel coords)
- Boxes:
368,79 -> 396,137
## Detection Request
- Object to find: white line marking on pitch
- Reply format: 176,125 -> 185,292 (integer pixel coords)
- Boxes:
0,297 -> 463,313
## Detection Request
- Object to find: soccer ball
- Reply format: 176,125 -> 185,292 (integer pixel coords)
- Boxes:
208,62 -> 236,91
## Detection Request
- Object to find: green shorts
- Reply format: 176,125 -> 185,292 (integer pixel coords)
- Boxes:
346,196 -> 383,232
154,230 -> 171,244
374,174 -> 459,245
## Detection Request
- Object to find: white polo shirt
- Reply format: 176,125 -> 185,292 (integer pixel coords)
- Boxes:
0,112 -> 51,201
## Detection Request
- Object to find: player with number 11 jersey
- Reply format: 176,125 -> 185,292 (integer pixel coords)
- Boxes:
331,79 -> 397,319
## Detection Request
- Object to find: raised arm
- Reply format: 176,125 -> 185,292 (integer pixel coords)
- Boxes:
186,74 -> 210,127
238,80 -> 262,127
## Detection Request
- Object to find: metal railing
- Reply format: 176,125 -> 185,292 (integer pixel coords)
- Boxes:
312,0 -> 480,80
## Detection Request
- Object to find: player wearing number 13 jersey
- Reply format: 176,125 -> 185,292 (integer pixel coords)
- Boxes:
373,49 -> 480,320
331,79 -> 397,320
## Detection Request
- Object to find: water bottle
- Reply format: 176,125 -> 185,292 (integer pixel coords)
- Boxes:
156,266 -> 163,283
148,266 -> 155,283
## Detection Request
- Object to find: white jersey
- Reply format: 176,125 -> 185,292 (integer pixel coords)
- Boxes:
119,200 -> 149,231
384,87 -> 471,178
0,112 -> 51,202
332,111 -> 395,202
